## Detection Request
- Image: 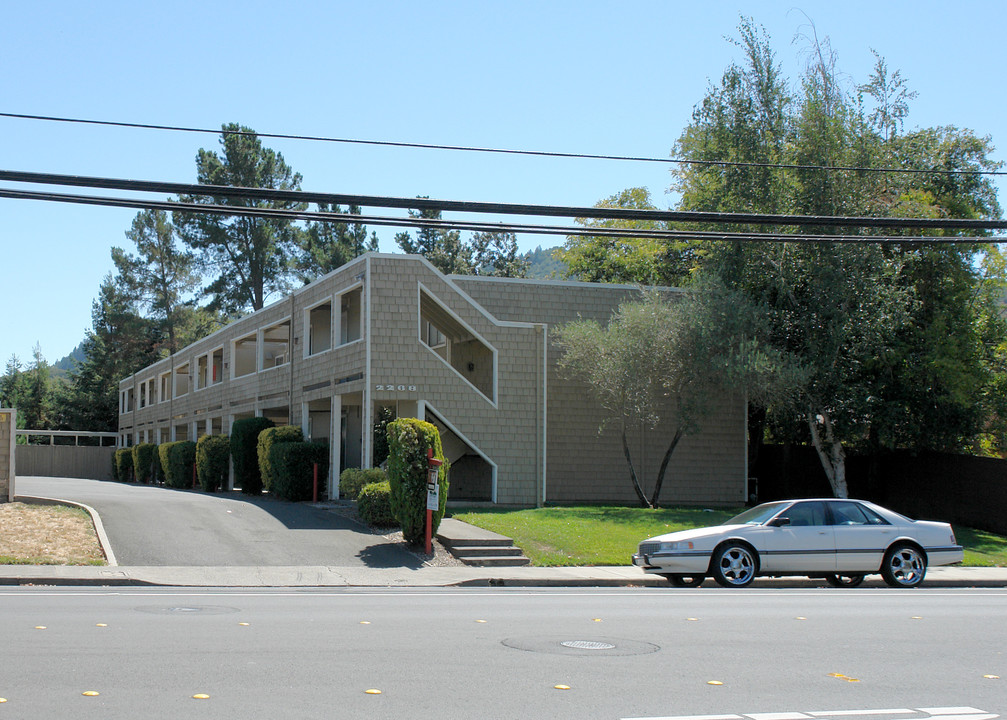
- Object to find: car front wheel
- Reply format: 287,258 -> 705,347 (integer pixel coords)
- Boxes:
711,544 -> 757,588
881,543 -> 927,588
824,573 -> 865,588
665,574 -> 705,588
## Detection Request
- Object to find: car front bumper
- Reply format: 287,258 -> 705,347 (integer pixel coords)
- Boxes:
632,551 -> 711,575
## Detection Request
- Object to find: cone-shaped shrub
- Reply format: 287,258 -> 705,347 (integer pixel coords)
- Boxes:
386,418 -> 449,545
114,448 -> 133,482
230,417 -> 274,495
132,443 -> 158,484
160,440 -> 197,489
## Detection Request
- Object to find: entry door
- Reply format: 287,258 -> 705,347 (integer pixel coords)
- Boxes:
759,501 -> 836,572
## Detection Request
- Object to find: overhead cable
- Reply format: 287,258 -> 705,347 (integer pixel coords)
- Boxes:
1,168 -> 1005,231
0,187 -> 1000,245
0,111 -> 1003,178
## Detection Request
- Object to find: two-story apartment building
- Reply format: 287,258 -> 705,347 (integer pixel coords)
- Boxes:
118,253 -> 746,506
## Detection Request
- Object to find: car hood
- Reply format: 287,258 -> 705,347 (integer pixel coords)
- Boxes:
644,524 -> 746,545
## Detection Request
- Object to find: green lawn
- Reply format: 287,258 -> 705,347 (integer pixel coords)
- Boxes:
450,505 -> 1007,568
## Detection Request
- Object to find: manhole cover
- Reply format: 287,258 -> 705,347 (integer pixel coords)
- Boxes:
561,640 -> 616,650
502,636 -> 659,657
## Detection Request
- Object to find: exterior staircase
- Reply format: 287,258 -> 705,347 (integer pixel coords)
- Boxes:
436,518 -> 530,567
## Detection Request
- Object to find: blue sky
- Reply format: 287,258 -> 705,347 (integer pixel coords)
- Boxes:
2,1 -> 1005,366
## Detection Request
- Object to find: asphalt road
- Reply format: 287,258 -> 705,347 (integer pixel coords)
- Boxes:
17,476 -> 418,568
0,587 -> 1003,719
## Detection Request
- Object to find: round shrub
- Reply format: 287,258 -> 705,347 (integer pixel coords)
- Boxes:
257,425 -> 304,492
196,434 -> 230,492
386,418 -> 449,545
230,417 -> 274,495
160,440 -> 197,489
339,468 -> 387,500
357,481 -> 397,527
269,441 -> 329,501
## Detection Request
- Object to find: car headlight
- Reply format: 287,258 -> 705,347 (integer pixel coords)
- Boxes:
656,541 -> 694,552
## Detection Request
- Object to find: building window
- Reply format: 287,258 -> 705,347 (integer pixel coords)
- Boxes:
261,320 -> 291,370
196,355 -> 208,391
308,301 -> 332,356
233,333 -> 256,378
159,372 -> 170,403
174,363 -> 190,398
211,348 -> 223,385
339,288 -> 362,345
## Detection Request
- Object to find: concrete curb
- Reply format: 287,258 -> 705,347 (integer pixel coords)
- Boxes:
14,494 -> 118,567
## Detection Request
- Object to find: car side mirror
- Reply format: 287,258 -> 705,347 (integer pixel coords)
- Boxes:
768,517 -> 791,528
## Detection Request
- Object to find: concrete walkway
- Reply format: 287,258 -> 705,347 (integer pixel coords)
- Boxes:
4,483 -> 1006,588
1,563 -> 1005,588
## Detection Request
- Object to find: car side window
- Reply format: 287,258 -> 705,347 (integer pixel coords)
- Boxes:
859,505 -> 891,525
830,502 -> 875,526
786,501 -> 827,527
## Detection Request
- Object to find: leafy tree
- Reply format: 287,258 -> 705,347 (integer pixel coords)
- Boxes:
557,284 -> 795,507
21,343 -> 55,430
176,123 -> 306,313
469,230 -> 529,277
64,274 -> 160,432
668,16 -> 1007,494
112,209 -> 200,355
558,188 -> 692,285
395,205 -> 472,275
297,203 -> 378,282
0,355 -> 28,414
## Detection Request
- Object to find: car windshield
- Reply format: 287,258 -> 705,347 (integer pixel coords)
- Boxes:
723,501 -> 789,526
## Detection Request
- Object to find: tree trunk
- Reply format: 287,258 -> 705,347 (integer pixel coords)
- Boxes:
806,408 -> 849,498
648,427 -> 685,508
621,426 -> 652,508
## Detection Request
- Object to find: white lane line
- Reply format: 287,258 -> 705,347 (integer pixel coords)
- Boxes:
622,708 -> 998,720
621,715 -> 743,720
808,711 -> 914,717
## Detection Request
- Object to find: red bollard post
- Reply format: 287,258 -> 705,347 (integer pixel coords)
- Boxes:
192,462 -> 197,489
312,462 -> 319,503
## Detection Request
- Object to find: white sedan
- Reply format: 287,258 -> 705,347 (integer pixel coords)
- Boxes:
632,499 -> 963,588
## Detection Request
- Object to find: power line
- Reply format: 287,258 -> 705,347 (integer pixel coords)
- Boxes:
2,168 -> 1005,231
1,186 -> 1001,245
1,111 -> 1004,178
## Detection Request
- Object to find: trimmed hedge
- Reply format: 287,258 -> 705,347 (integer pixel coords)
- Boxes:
257,425 -> 303,492
196,434 -> 230,493
386,418 -> 449,545
132,443 -> 158,484
339,468 -> 387,500
230,417 -> 274,495
357,481 -> 396,527
159,440 -> 197,489
114,448 -> 133,482
269,441 -> 329,501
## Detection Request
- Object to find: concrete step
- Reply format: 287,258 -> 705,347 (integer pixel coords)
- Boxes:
459,555 -> 531,567
450,544 -> 525,557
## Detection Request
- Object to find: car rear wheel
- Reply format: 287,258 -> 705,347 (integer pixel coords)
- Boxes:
824,573 -> 865,588
711,544 -> 757,588
881,543 -> 927,588
665,574 -> 705,588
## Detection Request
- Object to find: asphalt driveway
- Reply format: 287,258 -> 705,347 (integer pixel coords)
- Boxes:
17,476 -> 420,568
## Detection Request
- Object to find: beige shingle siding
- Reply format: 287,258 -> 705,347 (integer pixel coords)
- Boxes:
119,254 -> 744,506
